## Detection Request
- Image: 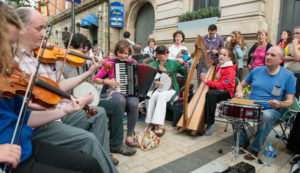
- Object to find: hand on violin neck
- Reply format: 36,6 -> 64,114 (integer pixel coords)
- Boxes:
62,95 -> 89,114
88,56 -> 103,74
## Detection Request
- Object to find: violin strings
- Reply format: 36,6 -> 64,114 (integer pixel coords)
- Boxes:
8,35 -> 47,146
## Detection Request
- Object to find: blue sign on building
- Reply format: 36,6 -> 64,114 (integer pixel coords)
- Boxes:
110,2 -> 124,28
66,0 -> 81,4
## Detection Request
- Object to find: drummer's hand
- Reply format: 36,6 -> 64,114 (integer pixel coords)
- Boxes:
88,56 -> 104,73
107,78 -> 121,89
84,92 -> 94,105
235,90 -> 244,98
200,73 -> 207,83
268,100 -> 281,109
154,81 -> 164,88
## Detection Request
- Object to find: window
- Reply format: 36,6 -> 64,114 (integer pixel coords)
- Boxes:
55,0 -> 58,14
193,0 -> 219,11
65,1 -> 69,9
76,23 -> 80,33
62,27 -> 70,42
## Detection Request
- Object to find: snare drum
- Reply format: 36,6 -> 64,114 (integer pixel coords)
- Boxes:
218,101 -> 263,121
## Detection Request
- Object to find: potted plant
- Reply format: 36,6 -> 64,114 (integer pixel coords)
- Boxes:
178,7 -> 220,30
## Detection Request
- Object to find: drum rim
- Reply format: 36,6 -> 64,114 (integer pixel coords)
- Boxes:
73,82 -> 100,106
220,100 -> 263,109
157,73 -> 172,92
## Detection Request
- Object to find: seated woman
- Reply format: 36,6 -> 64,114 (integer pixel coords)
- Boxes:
93,40 -> 139,147
146,45 -> 188,137
200,47 -> 237,136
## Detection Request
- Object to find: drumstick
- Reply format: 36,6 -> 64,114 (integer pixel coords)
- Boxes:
231,98 -> 269,105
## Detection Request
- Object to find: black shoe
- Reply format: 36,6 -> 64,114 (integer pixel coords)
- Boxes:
110,154 -> 119,166
110,144 -> 137,156
244,149 -> 258,161
241,140 -> 250,150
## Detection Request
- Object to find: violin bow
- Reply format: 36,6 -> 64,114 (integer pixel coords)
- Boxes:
57,32 -> 74,82
2,24 -> 53,173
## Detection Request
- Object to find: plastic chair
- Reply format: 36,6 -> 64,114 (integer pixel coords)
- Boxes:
272,97 -> 300,156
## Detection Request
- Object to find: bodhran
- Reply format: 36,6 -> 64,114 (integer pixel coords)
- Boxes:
73,82 -> 100,106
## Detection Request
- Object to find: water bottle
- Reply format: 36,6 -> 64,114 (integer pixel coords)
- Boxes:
264,142 -> 275,166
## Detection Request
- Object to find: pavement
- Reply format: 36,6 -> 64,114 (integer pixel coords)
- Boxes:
114,119 -> 292,173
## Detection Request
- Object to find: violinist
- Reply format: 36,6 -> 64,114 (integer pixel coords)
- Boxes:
0,2 -> 102,172
62,33 -> 137,157
15,7 -> 119,172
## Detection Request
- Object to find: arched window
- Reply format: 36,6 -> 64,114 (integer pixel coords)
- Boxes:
76,23 -> 80,33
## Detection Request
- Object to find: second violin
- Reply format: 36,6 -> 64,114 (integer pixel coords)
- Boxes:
34,42 -> 113,69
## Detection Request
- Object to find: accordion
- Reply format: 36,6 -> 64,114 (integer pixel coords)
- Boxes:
115,62 -> 157,97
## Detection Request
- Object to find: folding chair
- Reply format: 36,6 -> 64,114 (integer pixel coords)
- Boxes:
273,97 -> 300,156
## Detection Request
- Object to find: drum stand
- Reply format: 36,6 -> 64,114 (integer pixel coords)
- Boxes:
229,119 -> 248,160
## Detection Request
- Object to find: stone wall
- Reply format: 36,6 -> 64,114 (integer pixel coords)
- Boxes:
47,0 -> 282,66
47,1 -> 108,52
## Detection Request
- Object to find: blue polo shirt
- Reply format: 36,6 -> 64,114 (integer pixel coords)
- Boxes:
0,96 -> 33,163
245,66 -> 295,110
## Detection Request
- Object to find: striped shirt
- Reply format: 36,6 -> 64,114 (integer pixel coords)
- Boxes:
17,50 -> 63,82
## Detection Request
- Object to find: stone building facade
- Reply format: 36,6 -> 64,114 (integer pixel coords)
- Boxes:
47,0 -> 299,59
48,0 -> 109,51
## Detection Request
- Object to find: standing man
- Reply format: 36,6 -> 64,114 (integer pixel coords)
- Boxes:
203,24 -> 224,62
124,31 -> 135,46
16,7 -> 119,173
235,46 -> 295,160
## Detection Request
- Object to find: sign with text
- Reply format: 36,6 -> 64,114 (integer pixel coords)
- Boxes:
110,2 -> 124,28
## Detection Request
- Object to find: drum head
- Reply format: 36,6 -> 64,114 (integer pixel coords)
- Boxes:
157,73 -> 172,92
73,82 -> 100,106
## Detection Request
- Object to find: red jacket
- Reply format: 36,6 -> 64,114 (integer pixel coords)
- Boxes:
206,61 -> 237,97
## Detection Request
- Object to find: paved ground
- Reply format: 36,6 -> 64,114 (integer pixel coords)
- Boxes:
114,119 -> 292,173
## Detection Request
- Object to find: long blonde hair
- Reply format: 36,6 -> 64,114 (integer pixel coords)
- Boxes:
228,31 -> 246,51
0,2 -> 21,77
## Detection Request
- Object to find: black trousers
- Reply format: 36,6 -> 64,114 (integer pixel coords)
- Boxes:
205,89 -> 231,126
13,140 -> 102,173
287,113 -> 300,154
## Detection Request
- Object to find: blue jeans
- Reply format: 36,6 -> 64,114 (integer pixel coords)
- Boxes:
234,109 -> 281,152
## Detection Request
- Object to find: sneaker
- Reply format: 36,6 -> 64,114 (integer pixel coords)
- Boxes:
110,144 -> 137,156
110,154 -> 119,165
205,123 -> 215,136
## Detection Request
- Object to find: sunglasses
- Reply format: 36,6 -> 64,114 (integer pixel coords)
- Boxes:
160,52 -> 169,55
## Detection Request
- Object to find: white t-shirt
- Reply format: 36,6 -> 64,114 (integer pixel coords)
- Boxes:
168,44 -> 188,60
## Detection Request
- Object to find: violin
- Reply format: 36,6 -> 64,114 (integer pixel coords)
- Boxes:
34,42 -> 113,69
0,66 -> 97,118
